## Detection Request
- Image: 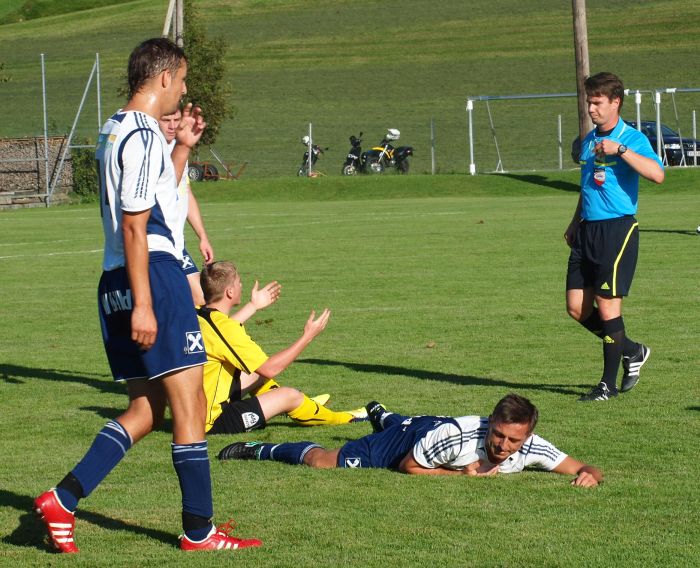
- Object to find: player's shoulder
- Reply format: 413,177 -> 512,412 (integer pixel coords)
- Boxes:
453,415 -> 488,437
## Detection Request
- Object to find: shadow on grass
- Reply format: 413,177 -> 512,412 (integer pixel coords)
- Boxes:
0,489 -> 175,551
501,173 -> 580,192
298,358 -> 588,396
80,406 -> 174,433
639,228 -> 697,236
0,363 -> 121,395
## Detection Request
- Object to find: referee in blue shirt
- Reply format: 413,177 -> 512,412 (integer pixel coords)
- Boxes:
565,72 -> 664,402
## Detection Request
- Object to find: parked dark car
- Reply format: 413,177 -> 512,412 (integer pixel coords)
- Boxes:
626,121 -> 700,166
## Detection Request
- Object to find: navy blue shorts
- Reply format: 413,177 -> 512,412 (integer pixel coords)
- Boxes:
98,252 -> 207,381
566,215 -> 639,297
180,248 -> 200,276
337,414 -> 452,469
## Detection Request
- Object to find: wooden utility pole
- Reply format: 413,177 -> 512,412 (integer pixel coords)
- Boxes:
175,0 -> 184,47
162,0 -> 184,47
572,0 -> 593,142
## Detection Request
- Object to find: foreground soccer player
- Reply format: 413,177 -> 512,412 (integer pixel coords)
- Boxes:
197,260 -> 368,434
218,394 -> 603,487
34,38 -> 260,553
565,72 -> 664,402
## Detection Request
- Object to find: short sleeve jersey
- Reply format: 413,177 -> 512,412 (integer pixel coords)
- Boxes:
413,416 -> 567,473
579,119 -> 663,221
96,110 -> 184,271
196,307 -> 269,431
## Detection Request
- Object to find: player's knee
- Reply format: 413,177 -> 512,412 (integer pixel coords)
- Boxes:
278,386 -> 303,408
566,304 -> 582,320
303,448 -> 336,469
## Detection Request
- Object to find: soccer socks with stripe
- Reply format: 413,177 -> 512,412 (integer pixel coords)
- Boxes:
58,420 -> 133,511
601,316 -> 625,390
172,441 -> 215,541
257,441 -> 322,465
581,308 -> 639,356
287,395 -> 354,426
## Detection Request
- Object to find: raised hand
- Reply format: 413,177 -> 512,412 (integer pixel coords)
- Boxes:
176,102 -> 207,148
303,308 -> 331,339
251,280 -> 282,310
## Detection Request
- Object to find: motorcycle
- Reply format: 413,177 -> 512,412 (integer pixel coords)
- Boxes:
361,128 -> 413,174
297,135 -> 327,177
342,132 -> 363,175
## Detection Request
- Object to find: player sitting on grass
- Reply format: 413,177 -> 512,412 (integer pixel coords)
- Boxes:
218,393 -> 603,488
197,260 -> 368,435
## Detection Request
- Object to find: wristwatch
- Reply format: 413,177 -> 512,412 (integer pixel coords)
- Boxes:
617,144 -> 628,156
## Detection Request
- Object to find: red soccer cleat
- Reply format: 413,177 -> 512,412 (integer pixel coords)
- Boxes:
34,489 -> 79,553
179,520 -> 262,551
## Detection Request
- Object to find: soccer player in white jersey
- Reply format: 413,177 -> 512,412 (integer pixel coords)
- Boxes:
218,393 -> 603,488
34,38 -> 261,553
159,107 -> 212,306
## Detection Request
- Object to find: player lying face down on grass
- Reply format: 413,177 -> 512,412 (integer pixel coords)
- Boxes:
218,393 -> 603,488
196,260 -> 368,436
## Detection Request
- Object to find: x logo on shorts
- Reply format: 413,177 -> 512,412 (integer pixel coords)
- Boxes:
186,331 -> 204,353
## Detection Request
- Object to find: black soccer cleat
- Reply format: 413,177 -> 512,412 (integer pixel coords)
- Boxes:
621,344 -> 650,393
365,401 -> 388,432
578,382 -> 618,402
218,442 -> 263,461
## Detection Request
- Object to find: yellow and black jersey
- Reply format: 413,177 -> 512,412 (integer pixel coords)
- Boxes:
196,307 -> 269,431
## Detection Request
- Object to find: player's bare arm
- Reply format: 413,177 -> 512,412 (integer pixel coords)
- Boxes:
171,103 -> 206,183
186,188 -> 213,264
397,452 -> 490,476
122,210 -> 157,350
595,139 -> 664,183
230,280 -> 282,324
552,456 -> 603,488
255,309 -> 330,378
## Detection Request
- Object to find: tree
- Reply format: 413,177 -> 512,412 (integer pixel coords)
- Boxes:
182,1 -> 232,147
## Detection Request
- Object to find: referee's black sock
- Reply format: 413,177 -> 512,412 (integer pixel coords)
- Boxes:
600,316 -> 625,390
582,308 -> 639,356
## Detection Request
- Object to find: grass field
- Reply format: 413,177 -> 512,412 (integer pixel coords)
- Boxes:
1,0 -> 700,176
0,170 -> 698,566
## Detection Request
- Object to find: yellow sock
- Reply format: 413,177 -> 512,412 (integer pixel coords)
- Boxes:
287,395 -> 354,426
251,379 -> 281,397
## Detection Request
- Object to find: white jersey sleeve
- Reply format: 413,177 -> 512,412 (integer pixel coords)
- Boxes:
413,422 -> 465,469
120,128 -> 164,212
511,434 -> 567,472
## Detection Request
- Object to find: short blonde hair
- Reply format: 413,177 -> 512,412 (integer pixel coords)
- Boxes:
200,261 -> 239,303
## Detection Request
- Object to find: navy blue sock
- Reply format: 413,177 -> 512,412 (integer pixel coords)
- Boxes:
172,441 -> 214,540
258,441 -> 321,465
62,420 -> 132,510
380,412 -> 408,430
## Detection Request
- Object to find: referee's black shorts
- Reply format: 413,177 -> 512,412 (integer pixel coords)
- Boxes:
566,215 -> 639,298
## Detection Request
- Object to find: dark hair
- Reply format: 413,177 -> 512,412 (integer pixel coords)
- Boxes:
127,38 -> 187,99
490,393 -> 538,433
584,72 -> 625,110
200,261 -> 239,303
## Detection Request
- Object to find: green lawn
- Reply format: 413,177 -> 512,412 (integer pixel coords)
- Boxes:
0,171 -> 698,566
1,0 -> 700,176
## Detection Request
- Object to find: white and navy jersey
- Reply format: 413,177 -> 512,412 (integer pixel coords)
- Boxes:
167,139 -> 191,237
96,110 -> 183,271
414,416 -> 567,473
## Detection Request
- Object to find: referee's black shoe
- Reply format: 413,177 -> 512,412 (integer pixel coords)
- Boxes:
621,344 -> 651,393
218,442 -> 262,461
578,382 -> 618,402
366,401 -> 388,432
